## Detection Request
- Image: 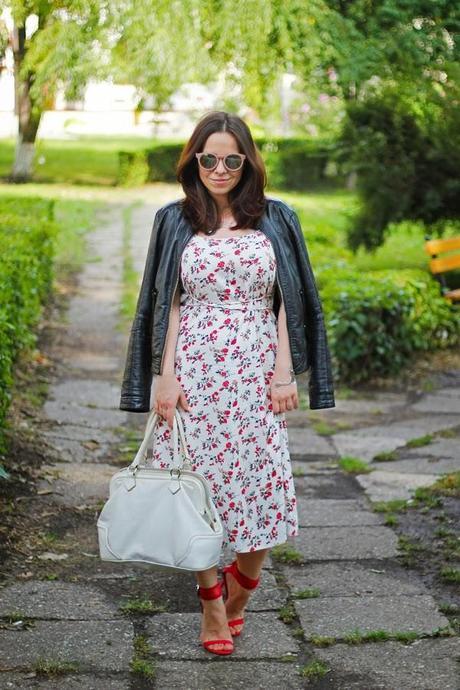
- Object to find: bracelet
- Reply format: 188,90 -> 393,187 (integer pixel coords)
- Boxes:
273,368 -> 296,387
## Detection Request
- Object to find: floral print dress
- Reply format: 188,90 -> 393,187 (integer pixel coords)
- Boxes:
150,230 -> 299,552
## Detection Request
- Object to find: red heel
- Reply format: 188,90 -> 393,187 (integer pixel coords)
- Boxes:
197,581 -> 234,655
221,559 -> 260,637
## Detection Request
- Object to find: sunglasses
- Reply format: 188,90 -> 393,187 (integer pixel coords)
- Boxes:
195,152 -> 246,172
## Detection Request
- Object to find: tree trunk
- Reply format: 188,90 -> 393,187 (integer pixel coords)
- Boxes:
10,24 -> 41,182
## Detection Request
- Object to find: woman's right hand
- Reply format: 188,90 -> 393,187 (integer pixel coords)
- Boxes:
151,374 -> 191,430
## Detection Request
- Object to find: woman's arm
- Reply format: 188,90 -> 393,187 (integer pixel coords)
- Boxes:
159,286 -> 181,376
271,299 -> 298,413
274,299 -> 293,376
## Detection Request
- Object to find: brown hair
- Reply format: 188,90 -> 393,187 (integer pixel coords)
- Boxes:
176,111 -> 267,233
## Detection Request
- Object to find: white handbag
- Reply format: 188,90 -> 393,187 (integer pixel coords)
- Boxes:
97,408 -> 223,572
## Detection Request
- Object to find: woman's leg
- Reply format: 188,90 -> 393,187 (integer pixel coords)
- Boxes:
224,547 -> 269,634
196,566 -> 233,651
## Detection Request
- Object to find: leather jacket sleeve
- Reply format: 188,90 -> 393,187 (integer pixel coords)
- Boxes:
286,208 -> 335,409
119,207 -> 167,412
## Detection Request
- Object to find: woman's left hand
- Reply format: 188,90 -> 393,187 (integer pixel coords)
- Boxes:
270,369 -> 299,414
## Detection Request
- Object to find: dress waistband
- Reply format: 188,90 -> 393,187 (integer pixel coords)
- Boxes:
184,293 -> 273,311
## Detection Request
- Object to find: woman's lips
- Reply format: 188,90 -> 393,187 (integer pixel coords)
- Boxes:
211,179 -> 230,185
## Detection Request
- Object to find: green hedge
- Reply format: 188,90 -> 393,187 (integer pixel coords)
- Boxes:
117,137 -> 347,189
320,268 -> 460,383
0,197 -> 57,447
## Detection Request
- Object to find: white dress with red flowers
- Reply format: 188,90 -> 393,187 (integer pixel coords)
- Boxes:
150,230 -> 299,553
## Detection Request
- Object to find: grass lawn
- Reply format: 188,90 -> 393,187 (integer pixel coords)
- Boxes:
273,189 -> 436,275
0,136 -> 448,279
0,136 -> 162,186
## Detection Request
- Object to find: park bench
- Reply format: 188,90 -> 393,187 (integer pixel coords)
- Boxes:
424,236 -> 460,303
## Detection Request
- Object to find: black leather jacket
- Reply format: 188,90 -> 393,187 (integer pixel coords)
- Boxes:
119,196 -> 335,411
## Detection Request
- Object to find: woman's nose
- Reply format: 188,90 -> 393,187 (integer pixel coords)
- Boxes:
215,159 -> 227,173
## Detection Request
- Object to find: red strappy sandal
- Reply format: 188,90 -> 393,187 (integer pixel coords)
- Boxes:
197,581 -> 234,655
221,559 -> 260,637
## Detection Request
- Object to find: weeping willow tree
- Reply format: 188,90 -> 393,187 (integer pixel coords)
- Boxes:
0,0 -> 113,181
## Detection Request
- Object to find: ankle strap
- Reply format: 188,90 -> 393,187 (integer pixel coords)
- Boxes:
197,581 -> 223,600
230,560 -> 260,589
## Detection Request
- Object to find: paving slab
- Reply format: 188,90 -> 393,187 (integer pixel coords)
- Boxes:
42,424 -> 119,444
36,462 -> 114,506
0,620 -> 132,672
68,353 -> 121,373
291,526 -> 398,561
287,427 -> 335,457
145,612 -> 298,659
404,438 -> 459,460
295,594 -> 450,638
283,561 -> 428,597
410,393 -> 460,414
330,392 -> 407,414
333,415 -> 460,461
0,674 -> 130,689
291,460 -> 338,474
296,499 -> 383,527
40,437 -> 117,464
47,380 -> 121,409
315,638 -> 460,690
293,473 -> 361,500
154,660 -> 304,689
43,401 -> 123,430
357,470 -> 439,502
431,386 -> 460,398
331,435 -> 408,462
0,581 -> 121,620
371,456 -> 460,475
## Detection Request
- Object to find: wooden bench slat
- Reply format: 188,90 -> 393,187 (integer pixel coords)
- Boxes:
425,237 -> 460,255
430,254 -> 460,273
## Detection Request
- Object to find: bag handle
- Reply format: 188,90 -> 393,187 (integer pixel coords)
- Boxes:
128,408 -> 191,472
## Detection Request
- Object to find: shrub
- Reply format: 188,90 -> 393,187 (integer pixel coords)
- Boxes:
117,151 -> 149,187
117,137 -> 347,189
338,88 -> 460,250
321,268 -> 460,383
0,197 -> 57,448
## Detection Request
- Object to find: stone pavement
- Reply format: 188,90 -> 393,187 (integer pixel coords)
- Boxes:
0,201 -> 459,689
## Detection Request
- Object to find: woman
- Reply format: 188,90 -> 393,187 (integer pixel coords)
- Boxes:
119,111 -> 335,656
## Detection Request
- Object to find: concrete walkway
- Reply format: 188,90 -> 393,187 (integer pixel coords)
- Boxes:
0,202 -> 458,689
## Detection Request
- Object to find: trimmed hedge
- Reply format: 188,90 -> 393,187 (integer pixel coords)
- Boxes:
0,197 -> 57,447
117,137 -> 347,189
320,268 -> 460,383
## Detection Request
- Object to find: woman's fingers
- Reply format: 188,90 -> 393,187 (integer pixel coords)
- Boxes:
272,390 -> 298,414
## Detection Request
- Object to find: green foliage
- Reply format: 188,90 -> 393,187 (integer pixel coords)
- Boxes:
0,196 -> 57,451
339,86 -> 460,251
118,151 -> 150,187
299,660 -> 330,679
259,138 -> 346,190
116,137 -> 346,190
321,268 -> 460,384
271,543 -> 303,564
338,456 -> 371,474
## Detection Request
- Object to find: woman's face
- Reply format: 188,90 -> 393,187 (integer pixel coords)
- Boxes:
197,132 -> 244,203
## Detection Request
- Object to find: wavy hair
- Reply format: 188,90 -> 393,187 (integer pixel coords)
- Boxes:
176,111 -> 267,233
